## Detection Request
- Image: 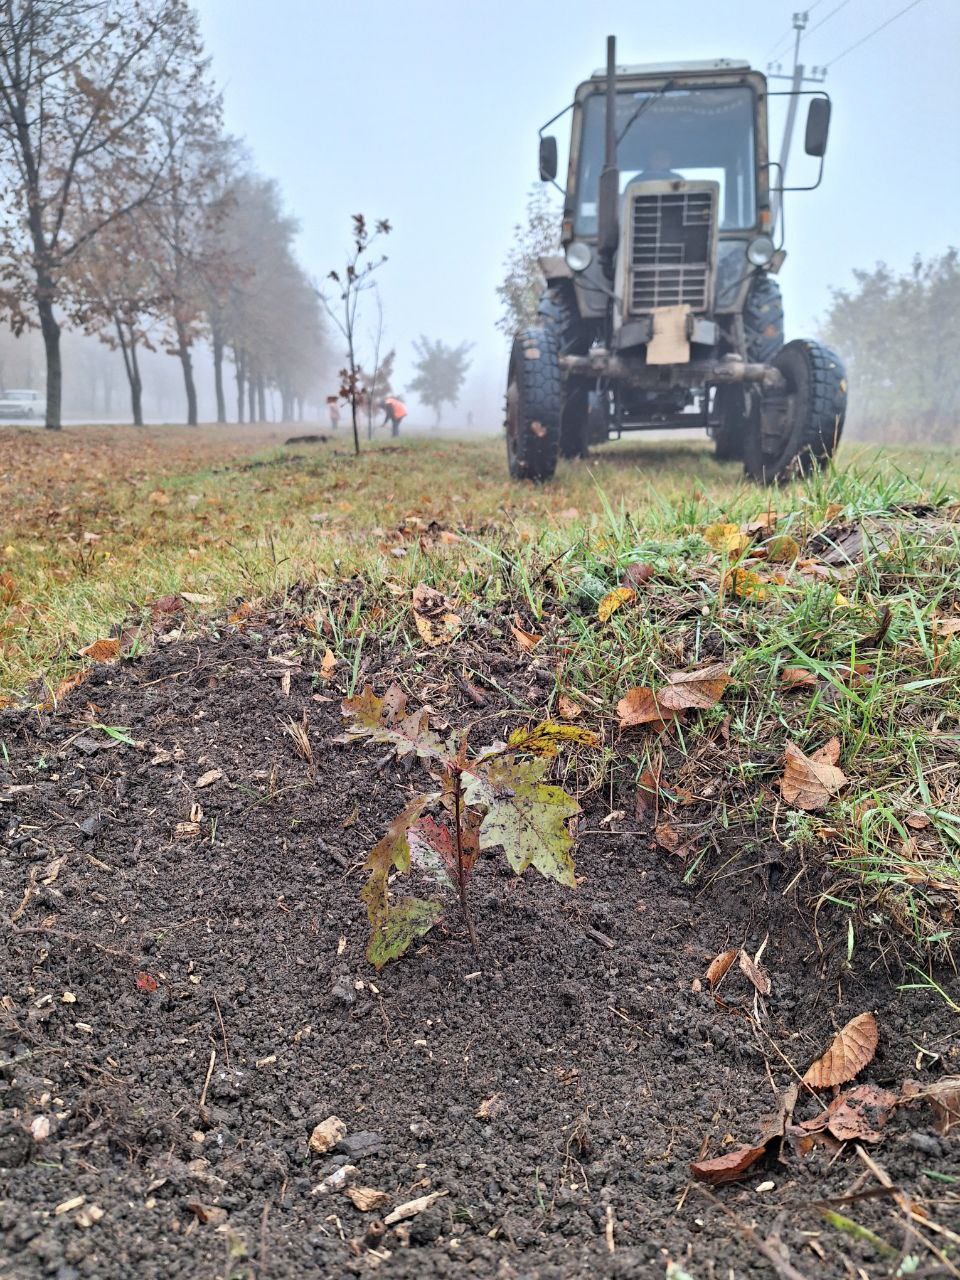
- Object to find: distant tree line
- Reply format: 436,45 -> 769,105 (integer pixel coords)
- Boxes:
823,250 -> 960,446
0,0 -> 326,429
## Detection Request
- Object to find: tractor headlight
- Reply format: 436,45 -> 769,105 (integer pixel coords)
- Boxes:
565,240 -> 593,273
746,235 -> 776,267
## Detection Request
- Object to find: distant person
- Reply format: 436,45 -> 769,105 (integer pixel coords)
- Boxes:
327,398 -> 341,430
381,396 -> 407,438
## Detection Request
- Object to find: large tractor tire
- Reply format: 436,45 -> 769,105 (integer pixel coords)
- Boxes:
505,326 -> 563,481
743,339 -> 847,485
538,283 -> 592,459
711,274 -> 784,462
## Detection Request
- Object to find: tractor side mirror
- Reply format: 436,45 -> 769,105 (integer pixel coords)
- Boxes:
804,98 -> 831,158
539,136 -> 558,182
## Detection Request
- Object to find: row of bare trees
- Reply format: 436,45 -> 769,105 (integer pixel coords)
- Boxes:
0,0 -> 325,428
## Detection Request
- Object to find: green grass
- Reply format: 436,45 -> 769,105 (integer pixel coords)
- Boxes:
2,426 -> 959,959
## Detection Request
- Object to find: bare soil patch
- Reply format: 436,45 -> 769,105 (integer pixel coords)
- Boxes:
1,614 -> 957,1279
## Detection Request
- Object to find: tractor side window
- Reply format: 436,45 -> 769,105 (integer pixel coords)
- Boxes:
575,86 -> 757,233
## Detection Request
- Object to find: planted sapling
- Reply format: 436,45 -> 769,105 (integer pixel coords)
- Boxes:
339,684 -> 598,968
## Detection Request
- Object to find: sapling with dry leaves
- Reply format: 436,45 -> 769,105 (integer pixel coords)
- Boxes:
339,684 -> 598,967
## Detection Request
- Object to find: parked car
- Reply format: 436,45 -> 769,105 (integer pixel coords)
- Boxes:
0,388 -> 44,419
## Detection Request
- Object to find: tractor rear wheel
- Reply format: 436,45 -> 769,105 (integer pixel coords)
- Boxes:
505,326 -> 563,481
743,340 -> 847,485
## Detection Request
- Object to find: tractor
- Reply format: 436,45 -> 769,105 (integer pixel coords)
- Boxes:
505,37 -> 847,484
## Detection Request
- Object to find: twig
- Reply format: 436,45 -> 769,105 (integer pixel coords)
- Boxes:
198,1045 -> 216,1110
693,1185 -> 812,1280
212,992 -> 229,1067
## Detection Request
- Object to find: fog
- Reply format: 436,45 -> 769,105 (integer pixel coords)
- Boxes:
7,0 -> 956,433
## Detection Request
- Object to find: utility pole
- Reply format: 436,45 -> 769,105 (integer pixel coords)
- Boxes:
768,11 -> 826,233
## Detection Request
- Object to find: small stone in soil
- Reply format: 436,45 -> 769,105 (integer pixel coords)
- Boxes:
336,1131 -> 382,1160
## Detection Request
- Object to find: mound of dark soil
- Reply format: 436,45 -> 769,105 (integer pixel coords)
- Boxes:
1,619 -> 956,1279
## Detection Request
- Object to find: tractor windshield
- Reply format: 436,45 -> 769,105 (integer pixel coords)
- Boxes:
575,86 -> 757,233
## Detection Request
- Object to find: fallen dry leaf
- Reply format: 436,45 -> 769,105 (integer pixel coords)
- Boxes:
617,664 -> 730,729
227,602 -> 254,625
557,693 -> 582,721
803,1012 -> 878,1089
780,739 -> 847,811
654,821 -> 680,854
819,1084 -> 898,1143
195,768 -> 223,790
932,617 -> 960,639
689,1143 -> 766,1185
622,562 -> 654,589
780,666 -> 817,689
79,637 -> 120,662
344,1186 -> 390,1212
38,668 -> 92,712
475,1094 -> 509,1120
320,648 -> 337,682
705,949 -> 737,989
308,1116 -> 347,1155
765,534 -> 800,564
901,1077 -> 960,1136
739,948 -> 772,997
510,615 -> 541,652
413,608 -> 461,647
704,522 -> 748,556
597,586 -> 635,623
634,766 -> 660,818
725,567 -> 769,601
180,592 -> 215,605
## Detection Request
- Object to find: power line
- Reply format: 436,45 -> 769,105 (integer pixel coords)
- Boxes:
764,0 -> 830,59
806,0 -> 854,39
824,0 -> 928,66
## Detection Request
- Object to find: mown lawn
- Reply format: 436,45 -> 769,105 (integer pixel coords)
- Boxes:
2,423 -> 959,962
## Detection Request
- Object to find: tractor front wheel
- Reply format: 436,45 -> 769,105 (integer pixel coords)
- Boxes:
505,327 -> 563,481
743,340 -> 847,485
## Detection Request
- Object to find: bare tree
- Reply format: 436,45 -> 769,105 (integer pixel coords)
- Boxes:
495,184 -> 560,336
321,213 -> 391,456
0,0 -> 208,428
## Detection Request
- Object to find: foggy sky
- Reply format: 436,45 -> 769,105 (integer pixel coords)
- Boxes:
194,0 -> 958,428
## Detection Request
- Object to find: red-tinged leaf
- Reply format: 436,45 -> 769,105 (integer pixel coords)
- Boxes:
654,821 -> 680,853
705,949 -> 737,989
689,1143 -> 766,1185
622,562 -> 654,589
408,812 -> 481,889
618,664 -> 730,728
136,971 -> 158,993
803,1012 -> 878,1088
821,1084 -> 898,1143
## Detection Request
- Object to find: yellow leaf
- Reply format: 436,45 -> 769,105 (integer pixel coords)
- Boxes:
597,586 -> 636,623
833,592 -> 852,608
704,522 -> 748,556
725,568 -> 768,601
507,720 -> 600,756
766,534 -> 799,564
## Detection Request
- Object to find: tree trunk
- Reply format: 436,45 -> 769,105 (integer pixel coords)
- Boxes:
38,296 -> 62,430
114,315 -> 144,426
212,327 -> 226,424
248,370 -> 256,423
176,323 -> 198,426
257,376 -> 266,423
233,347 -> 245,423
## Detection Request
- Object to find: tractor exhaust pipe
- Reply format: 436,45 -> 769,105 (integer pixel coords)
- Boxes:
597,34 -> 619,276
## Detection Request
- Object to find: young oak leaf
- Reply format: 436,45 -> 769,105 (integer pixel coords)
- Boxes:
464,756 -> 579,887
802,1012 -> 878,1089
340,684 -> 446,762
507,720 -> 600,757
597,586 -> 635,623
408,811 -> 481,888
361,796 -> 443,968
366,897 -> 444,970
780,738 -> 847,811
617,663 -> 731,728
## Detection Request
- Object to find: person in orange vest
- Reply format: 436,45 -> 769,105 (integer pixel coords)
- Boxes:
381,396 -> 407,437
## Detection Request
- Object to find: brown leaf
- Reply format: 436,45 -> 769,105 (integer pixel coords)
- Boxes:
511,615 -> 541,652
557,694 -> 582,721
739,948 -> 772,997
705,949 -> 737,989
689,1143 -> 766,1185
344,1186 -> 390,1212
79,637 -> 120,662
617,664 -> 730,728
821,1084 -> 898,1142
634,766 -> 660,818
195,768 -> 222,790
780,739 -> 847,811
622,562 -> 654,589
475,1093 -> 509,1120
597,586 -> 635,623
802,1012 -> 878,1088
227,602 -> 254,625
413,609 -> 461,647
766,534 -> 800,564
901,1077 -> 960,1136
320,648 -> 337,682
654,821 -> 680,853
780,667 -> 817,689
38,668 -> 91,712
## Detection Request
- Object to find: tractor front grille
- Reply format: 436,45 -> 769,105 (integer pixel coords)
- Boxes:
626,185 -> 717,314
